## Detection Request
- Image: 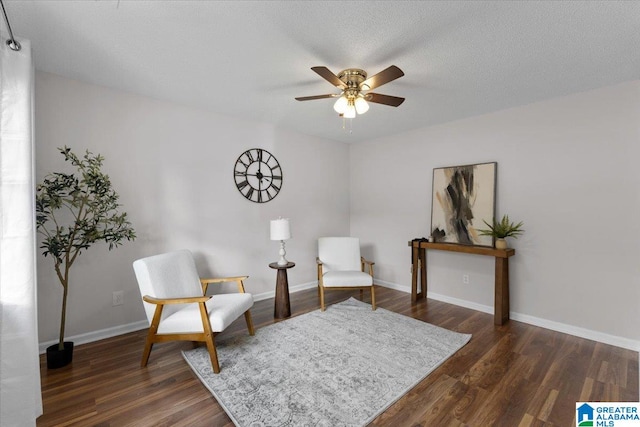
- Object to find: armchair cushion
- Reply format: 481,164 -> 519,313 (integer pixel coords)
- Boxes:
318,237 -> 362,272
321,271 -> 373,288
133,249 -> 203,323
157,293 -> 254,334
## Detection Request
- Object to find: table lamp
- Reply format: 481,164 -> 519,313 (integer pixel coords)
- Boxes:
270,218 -> 291,265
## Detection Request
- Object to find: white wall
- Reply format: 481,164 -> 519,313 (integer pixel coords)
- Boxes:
350,81 -> 640,349
35,72 -> 350,345
35,72 -> 640,351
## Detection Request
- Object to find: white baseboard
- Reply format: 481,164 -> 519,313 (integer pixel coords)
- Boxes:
40,281 -> 640,353
252,281 -> 318,302
373,279 -> 411,294
39,320 -> 148,354
374,281 -> 640,351
509,312 -> 640,352
38,283 -> 319,354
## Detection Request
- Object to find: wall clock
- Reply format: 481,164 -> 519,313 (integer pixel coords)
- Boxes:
233,148 -> 283,203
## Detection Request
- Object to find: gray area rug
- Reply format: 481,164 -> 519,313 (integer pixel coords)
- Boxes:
183,297 -> 471,426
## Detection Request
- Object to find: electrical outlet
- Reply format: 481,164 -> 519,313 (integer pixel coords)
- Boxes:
462,274 -> 470,284
112,291 -> 124,306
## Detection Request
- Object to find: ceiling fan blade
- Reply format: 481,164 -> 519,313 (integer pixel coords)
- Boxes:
360,65 -> 404,91
295,94 -> 337,101
311,66 -> 347,89
366,93 -> 405,107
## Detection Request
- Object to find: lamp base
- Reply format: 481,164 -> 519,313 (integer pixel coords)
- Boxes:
277,240 -> 288,265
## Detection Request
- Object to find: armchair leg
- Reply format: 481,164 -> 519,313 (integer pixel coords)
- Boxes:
244,310 -> 255,336
371,285 -> 376,310
204,332 -> 221,374
140,338 -> 154,367
142,307 -> 163,367
197,301 -> 221,373
320,286 -> 326,311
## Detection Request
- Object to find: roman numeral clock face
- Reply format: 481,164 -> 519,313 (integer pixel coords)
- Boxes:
233,148 -> 283,203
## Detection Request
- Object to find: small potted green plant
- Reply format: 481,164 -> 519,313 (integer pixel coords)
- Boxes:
478,214 -> 524,249
36,147 -> 136,368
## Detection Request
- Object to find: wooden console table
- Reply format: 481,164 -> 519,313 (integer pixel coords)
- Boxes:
408,241 -> 515,325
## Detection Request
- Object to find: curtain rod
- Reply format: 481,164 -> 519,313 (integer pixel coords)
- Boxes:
0,0 -> 21,51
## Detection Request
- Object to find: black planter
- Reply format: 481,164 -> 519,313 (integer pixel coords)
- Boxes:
46,341 -> 74,369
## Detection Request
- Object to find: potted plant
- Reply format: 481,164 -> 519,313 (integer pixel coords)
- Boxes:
36,147 -> 136,368
478,214 -> 524,249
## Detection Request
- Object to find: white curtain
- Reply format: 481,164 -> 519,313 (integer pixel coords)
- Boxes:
0,37 -> 43,425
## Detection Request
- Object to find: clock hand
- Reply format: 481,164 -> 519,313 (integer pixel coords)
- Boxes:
246,173 -> 272,181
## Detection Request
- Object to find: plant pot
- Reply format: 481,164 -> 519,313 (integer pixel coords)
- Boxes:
46,341 -> 74,369
495,238 -> 508,250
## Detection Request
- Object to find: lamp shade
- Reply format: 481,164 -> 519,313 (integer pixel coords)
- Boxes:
333,95 -> 348,114
270,218 -> 291,241
343,101 -> 356,119
355,97 -> 369,114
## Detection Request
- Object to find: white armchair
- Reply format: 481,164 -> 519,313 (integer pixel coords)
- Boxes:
316,237 -> 376,311
133,250 -> 254,373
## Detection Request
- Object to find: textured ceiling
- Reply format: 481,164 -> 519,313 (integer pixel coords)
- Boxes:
4,1 -> 640,143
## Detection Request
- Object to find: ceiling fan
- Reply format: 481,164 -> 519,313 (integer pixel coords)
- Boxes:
295,65 -> 405,118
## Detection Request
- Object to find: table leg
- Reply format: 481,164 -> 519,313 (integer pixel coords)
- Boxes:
411,246 -> 419,302
419,248 -> 427,300
274,269 -> 291,319
494,257 -> 510,325
411,246 -> 427,302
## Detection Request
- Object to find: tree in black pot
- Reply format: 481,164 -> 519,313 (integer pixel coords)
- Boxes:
36,147 -> 136,368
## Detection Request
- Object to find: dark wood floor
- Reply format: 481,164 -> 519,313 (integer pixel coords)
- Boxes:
37,286 -> 638,427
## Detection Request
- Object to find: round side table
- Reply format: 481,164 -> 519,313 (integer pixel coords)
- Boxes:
269,261 -> 295,319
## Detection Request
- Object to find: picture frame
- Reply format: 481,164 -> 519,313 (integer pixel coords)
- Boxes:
430,162 -> 497,247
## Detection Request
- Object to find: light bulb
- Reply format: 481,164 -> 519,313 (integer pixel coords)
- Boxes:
355,97 -> 369,114
344,101 -> 356,118
333,95 -> 348,114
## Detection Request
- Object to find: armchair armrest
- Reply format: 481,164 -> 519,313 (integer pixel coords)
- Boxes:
316,257 -> 324,280
360,257 -> 375,276
142,295 -> 213,339
200,276 -> 249,284
142,295 -> 211,305
200,276 -> 250,294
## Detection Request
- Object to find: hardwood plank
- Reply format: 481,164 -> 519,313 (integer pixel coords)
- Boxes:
37,286 -> 638,426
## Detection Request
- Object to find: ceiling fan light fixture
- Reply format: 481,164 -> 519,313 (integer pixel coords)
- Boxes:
355,97 -> 369,115
297,65 -> 405,122
333,95 -> 348,114
344,100 -> 356,118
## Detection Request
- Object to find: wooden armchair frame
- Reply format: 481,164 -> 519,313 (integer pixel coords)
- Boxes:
141,276 -> 254,374
316,256 -> 376,311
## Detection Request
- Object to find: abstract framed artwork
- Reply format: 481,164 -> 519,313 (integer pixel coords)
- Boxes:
430,162 -> 497,247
